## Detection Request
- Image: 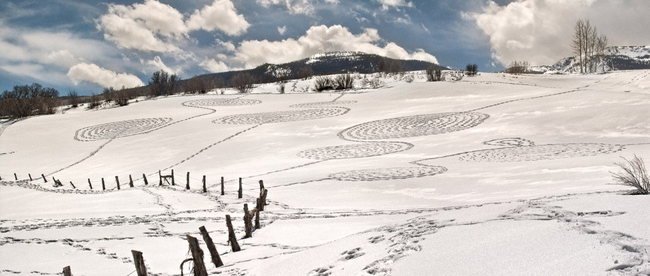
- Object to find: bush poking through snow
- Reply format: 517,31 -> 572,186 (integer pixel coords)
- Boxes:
611,155 -> 649,194
426,66 -> 442,82
314,76 -> 335,92
335,74 -> 354,90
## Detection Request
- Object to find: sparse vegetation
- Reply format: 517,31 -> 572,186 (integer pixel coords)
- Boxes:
572,19 -> 608,74
68,91 -> 79,108
0,83 -> 60,118
230,72 -> 256,93
149,70 -> 181,96
426,65 -> 442,82
314,76 -> 336,92
335,74 -> 354,90
611,155 -> 649,195
506,61 -> 530,74
466,64 -> 478,76
87,93 -> 101,109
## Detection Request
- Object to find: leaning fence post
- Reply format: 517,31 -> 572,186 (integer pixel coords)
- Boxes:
102,178 -> 106,191
225,215 -> 241,252
69,181 -> 76,189
199,226 -> 223,268
62,266 -> 72,276
42,174 -> 47,183
186,235 -> 208,276
129,175 -> 134,188
143,174 -> 148,185
202,175 -> 207,193
115,176 -> 121,190
14,173 -> 17,180
238,178 -> 243,199
243,204 -> 253,238
186,172 -> 190,190
221,177 -> 225,196
255,198 -> 261,229
88,179 -> 93,190
131,250 -> 147,276
29,174 -> 33,181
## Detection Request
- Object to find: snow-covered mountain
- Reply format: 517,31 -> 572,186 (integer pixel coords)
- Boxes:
539,46 -> 650,74
188,51 -> 446,86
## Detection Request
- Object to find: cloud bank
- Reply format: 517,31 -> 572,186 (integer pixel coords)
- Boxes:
233,25 -> 438,68
467,0 -> 650,66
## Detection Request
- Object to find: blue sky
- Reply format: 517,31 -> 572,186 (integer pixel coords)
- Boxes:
1,0 -> 648,95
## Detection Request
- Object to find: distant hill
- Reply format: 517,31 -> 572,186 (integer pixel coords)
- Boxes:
186,51 -> 447,87
531,46 -> 650,73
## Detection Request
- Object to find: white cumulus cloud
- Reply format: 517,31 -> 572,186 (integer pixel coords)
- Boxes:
467,0 -> 650,66
187,0 -> 250,36
68,63 -> 144,89
233,25 -> 438,68
199,59 -> 230,73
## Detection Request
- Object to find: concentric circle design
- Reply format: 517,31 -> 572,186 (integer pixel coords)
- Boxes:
182,98 -> 261,107
329,166 -> 447,181
297,142 -> 413,160
339,112 -> 489,140
483,138 -> 535,147
457,143 -> 625,162
75,118 -> 173,141
289,100 -> 357,108
213,107 -> 349,125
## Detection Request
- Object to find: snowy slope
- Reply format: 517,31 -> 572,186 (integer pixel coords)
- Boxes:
1,71 -> 649,275
543,46 -> 650,73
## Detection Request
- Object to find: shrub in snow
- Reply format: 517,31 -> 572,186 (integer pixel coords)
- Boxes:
314,76 -> 335,92
611,155 -> 649,194
277,82 -> 286,94
403,74 -> 414,83
426,66 -> 442,82
335,74 -> 354,90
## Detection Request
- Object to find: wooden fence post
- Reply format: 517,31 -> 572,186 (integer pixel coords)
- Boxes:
171,170 -> 175,185
143,174 -> 148,185
186,172 -> 190,190
186,235 -> 208,276
238,178 -> 243,199
255,198 -> 261,229
129,175 -> 134,188
88,179 -> 93,190
199,226 -> 223,268
221,177 -> 225,196
225,215 -> 241,252
62,266 -> 72,276
69,181 -> 76,189
42,174 -> 47,183
159,170 -> 162,186
131,250 -> 147,276
115,176 -> 120,190
202,175 -> 206,193
259,189 -> 268,211
102,178 -> 106,191
14,173 -> 17,180
29,174 -> 33,181
243,204 -> 252,238
259,180 -> 264,191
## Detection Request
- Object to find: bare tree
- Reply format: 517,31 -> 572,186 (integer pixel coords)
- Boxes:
506,60 -> 529,74
572,19 -> 607,74
67,91 -> 79,108
230,72 -> 255,93
0,83 -> 60,118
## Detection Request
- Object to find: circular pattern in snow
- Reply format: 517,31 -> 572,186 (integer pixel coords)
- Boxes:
182,98 -> 261,107
213,107 -> 350,125
289,100 -> 357,108
483,138 -> 535,147
75,118 -> 173,141
457,143 -> 625,162
339,112 -> 489,141
297,142 -> 413,160
329,166 -> 447,181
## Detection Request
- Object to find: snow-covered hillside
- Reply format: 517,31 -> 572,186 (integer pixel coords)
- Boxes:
1,71 -> 649,275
